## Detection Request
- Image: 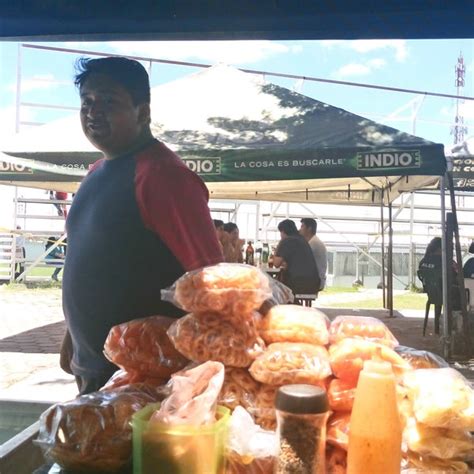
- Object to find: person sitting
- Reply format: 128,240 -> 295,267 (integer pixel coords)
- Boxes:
213,219 -> 225,254
222,222 -> 244,263
463,241 -> 474,278
273,219 -> 320,299
45,236 -> 65,281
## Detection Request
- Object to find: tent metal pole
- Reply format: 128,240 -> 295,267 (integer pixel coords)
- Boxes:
388,202 -> 394,316
381,191 -> 386,309
440,175 -> 450,360
255,201 -> 260,244
409,193 -> 415,288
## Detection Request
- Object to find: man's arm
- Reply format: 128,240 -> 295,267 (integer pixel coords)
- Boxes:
135,164 -> 223,271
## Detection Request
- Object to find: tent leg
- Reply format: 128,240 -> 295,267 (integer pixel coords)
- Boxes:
388,202 -> 394,317
440,175 -> 450,360
381,192 -> 386,308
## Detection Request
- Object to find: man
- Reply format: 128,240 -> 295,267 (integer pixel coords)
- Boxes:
62,57 -> 223,394
300,217 -> 327,290
273,219 -> 320,296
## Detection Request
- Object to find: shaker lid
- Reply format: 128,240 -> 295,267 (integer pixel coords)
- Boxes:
275,384 -> 328,414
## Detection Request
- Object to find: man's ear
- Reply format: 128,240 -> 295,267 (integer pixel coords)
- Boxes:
138,103 -> 151,125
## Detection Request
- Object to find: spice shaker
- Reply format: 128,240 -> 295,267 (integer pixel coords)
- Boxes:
275,384 -> 329,474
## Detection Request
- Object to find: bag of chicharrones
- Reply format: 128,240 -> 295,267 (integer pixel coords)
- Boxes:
218,368 -> 261,412
395,345 -> 449,370
402,368 -> 474,431
225,406 -> 277,474
36,385 -> 161,472
167,312 -> 265,368
161,263 -> 272,319
257,305 -> 329,346
103,315 -> 189,378
329,315 -> 399,348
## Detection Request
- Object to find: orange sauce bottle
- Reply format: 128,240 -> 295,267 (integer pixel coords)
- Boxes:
347,360 -> 402,474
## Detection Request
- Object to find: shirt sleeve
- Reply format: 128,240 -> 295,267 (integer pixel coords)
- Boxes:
135,161 -> 224,271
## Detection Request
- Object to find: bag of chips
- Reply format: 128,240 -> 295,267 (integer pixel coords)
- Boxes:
257,305 -> 329,345
249,342 -> 331,386
101,369 -> 167,391
162,263 -> 272,317
329,315 -> 398,347
218,368 -> 261,412
36,385 -> 160,472
327,378 -> 357,412
327,413 -> 351,451
395,345 -> 449,369
329,338 -> 410,384
326,445 -> 347,474
104,316 -> 189,378
168,313 -> 265,368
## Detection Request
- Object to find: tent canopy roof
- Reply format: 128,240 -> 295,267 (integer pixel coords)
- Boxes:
1,65 -> 446,205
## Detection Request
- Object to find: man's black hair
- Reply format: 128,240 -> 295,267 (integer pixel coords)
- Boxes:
278,219 -> 299,236
213,219 -> 224,229
223,222 -> 238,233
300,217 -> 317,234
74,57 -> 151,105
424,237 -> 442,257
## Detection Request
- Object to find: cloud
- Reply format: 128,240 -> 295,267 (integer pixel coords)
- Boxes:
0,106 -> 37,141
7,74 -> 65,93
335,57 -> 386,77
104,41 -> 299,65
322,39 -> 408,62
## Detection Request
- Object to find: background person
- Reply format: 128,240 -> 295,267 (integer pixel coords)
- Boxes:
223,222 -> 244,263
273,219 -> 320,297
299,217 -> 327,290
463,241 -> 474,278
62,56 -> 223,394
45,236 -> 65,281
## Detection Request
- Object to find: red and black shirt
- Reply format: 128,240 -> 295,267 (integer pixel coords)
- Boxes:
63,140 -> 223,377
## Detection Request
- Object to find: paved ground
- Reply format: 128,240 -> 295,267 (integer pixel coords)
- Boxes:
0,285 -> 472,406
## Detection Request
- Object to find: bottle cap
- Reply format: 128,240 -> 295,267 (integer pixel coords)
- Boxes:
275,384 -> 328,414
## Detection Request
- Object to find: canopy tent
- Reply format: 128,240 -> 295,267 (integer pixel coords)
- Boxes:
1,1 -> 471,40
448,136 -> 474,190
0,65 -> 446,205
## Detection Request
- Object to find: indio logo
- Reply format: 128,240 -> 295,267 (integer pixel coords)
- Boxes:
183,156 -> 221,175
356,151 -> 421,170
0,161 -> 33,174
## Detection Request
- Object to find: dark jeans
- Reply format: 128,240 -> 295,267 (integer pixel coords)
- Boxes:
75,368 -> 117,395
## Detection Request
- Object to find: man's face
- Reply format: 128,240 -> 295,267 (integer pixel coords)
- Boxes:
79,73 -> 149,157
299,223 -> 310,239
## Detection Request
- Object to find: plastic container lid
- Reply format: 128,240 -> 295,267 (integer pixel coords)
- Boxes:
275,384 -> 329,415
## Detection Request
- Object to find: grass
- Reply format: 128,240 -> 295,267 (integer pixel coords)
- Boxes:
324,286 -> 359,294
325,292 -> 427,310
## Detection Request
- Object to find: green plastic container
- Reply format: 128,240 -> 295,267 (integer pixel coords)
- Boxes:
132,403 -> 230,474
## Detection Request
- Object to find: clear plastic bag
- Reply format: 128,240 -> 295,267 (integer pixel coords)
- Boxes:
403,418 -> 474,460
103,315 -> 189,378
405,450 -> 470,472
327,413 -> 351,451
161,263 -> 272,316
328,378 -> 357,412
249,342 -> 332,386
326,445 -> 347,474
225,406 -> 277,474
257,305 -> 329,345
329,338 -> 410,384
403,368 -> 474,430
36,385 -> 159,472
329,315 -> 399,347
250,384 -> 278,431
218,368 -> 261,411
167,313 -> 265,368
395,345 -> 449,369
101,368 -> 168,391
150,361 -> 225,426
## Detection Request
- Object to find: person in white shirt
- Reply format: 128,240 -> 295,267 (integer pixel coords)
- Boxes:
299,218 -> 327,290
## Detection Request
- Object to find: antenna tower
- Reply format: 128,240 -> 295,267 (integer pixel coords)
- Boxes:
451,52 -> 467,144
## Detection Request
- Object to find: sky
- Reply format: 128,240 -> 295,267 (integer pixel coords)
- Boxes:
0,38 -> 473,236
0,38 -> 473,148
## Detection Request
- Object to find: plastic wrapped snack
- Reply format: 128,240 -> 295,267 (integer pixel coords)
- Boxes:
404,418 -> 474,460
101,369 -> 168,391
168,313 -> 265,368
249,342 -> 331,386
327,413 -> 351,451
326,445 -> 347,474
406,451 -> 470,472
395,345 -> 449,369
218,368 -> 261,411
251,384 -> 278,430
226,406 -> 277,474
327,378 -> 357,412
329,315 -> 398,347
162,263 -> 272,317
403,368 -> 474,430
36,386 -> 159,472
257,305 -> 329,345
104,316 -> 189,378
329,338 -> 410,384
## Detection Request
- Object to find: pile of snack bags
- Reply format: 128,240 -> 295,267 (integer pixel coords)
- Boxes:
36,263 -> 474,473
